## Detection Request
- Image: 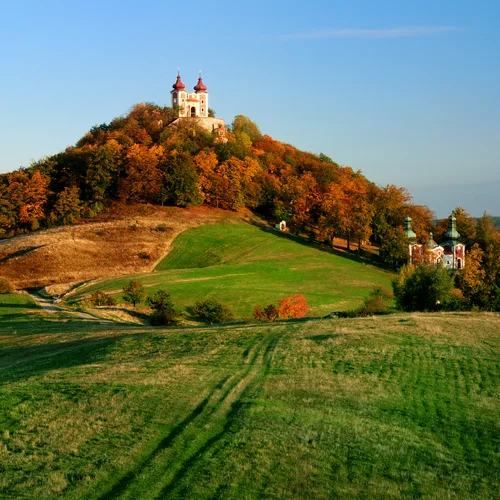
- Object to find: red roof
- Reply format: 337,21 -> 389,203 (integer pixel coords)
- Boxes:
194,76 -> 207,93
172,73 -> 186,91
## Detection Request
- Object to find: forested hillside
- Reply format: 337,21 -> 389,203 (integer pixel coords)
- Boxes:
0,103 -> 437,265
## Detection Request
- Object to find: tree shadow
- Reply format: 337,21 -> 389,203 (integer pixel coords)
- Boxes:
0,245 -> 47,264
0,330 -> 152,384
245,218 -> 391,270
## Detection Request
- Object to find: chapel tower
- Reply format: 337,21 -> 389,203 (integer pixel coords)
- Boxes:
171,72 -> 209,118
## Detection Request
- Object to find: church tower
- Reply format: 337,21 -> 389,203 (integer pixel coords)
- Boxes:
171,72 -> 209,118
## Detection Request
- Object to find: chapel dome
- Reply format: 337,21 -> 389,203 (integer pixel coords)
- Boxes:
194,76 -> 208,93
172,73 -> 186,91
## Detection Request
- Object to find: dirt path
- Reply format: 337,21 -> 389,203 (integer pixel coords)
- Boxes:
28,292 -> 113,322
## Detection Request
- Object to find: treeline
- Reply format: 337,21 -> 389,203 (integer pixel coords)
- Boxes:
0,102 -> 480,265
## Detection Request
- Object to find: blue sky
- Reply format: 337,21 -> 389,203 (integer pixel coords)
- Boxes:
0,0 -> 498,217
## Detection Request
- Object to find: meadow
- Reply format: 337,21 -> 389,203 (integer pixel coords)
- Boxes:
69,223 -> 393,318
0,305 -> 498,499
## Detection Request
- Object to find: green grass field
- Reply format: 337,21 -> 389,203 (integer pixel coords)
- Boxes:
70,223 -> 393,318
0,313 -> 498,498
0,292 -> 40,323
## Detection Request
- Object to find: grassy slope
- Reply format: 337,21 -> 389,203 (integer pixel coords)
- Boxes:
70,223 -> 393,317
0,292 -> 39,322
0,313 -> 498,499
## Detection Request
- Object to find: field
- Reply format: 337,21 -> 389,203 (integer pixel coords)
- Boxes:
69,223 -> 393,318
0,309 -> 498,499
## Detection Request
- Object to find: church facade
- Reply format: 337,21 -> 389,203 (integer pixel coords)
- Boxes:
405,215 -> 465,269
170,72 -> 226,139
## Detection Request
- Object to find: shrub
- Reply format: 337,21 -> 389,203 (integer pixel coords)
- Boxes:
0,277 -> 15,294
89,291 -> 116,306
192,299 -> 234,324
357,287 -> 393,316
254,295 -> 310,321
148,290 -> 177,326
122,281 -> 148,307
276,294 -> 310,319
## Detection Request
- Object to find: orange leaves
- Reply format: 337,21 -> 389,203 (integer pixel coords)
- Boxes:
118,144 -> 164,203
7,169 -> 50,226
254,294 -> 310,321
276,294 -> 310,319
320,169 -> 373,249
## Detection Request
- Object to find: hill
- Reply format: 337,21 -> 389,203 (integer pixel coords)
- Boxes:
0,103 -> 437,268
0,204 -> 239,289
68,221 -> 393,318
0,304 -> 498,498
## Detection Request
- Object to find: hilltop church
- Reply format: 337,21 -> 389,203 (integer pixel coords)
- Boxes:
170,72 -> 226,140
405,215 -> 466,269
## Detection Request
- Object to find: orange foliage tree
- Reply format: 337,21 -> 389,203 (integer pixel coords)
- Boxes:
254,294 -> 310,321
118,144 -> 164,203
7,169 -> 50,229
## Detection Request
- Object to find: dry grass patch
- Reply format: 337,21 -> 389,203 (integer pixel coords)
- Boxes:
0,205 -> 243,288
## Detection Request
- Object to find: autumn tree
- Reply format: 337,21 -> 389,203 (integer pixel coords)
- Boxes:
320,169 -> 373,251
456,243 -> 486,306
7,169 -> 50,230
276,294 -> 310,319
118,144 -> 164,203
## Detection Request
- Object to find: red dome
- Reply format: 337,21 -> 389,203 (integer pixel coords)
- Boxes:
172,73 -> 186,91
194,76 -> 207,93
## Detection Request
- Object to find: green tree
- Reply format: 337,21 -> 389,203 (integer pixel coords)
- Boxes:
122,281 -> 148,307
378,227 -> 409,266
231,115 -> 261,143
161,151 -> 202,207
90,291 -> 116,306
392,264 -> 454,312
50,186 -> 81,225
192,299 -> 233,324
148,290 -> 177,325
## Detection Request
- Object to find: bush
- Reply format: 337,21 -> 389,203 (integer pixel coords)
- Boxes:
192,299 -> 234,324
122,281 -> 148,307
253,304 -> 279,321
276,294 -> 310,319
0,277 -> 15,294
357,287 -> 393,316
89,291 -> 116,306
254,295 -> 310,321
392,264 -> 454,312
148,290 -> 177,326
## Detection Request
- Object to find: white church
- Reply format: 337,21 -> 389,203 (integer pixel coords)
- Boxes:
170,72 -> 226,140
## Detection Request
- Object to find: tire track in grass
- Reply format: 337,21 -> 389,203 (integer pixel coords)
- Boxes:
98,330 -> 275,500
157,329 -> 282,499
